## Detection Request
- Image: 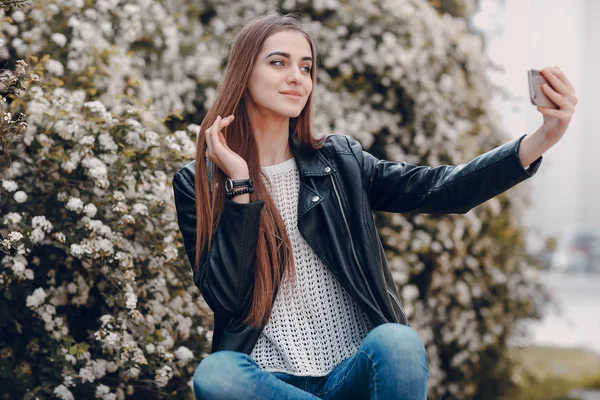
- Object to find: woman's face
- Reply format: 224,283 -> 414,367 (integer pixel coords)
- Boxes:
246,30 -> 313,119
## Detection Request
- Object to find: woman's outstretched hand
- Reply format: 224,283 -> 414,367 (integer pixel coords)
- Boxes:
204,114 -> 249,179
536,66 -> 578,144
518,66 -> 578,168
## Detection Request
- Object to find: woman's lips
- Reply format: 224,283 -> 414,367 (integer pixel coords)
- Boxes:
281,93 -> 302,99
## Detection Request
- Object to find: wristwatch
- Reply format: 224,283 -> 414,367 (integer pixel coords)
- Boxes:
225,178 -> 253,194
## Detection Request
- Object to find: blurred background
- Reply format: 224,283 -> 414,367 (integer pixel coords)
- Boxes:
473,0 -> 600,398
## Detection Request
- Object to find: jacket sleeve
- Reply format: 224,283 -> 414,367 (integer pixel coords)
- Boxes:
348,134 -> 542,214
172,170 -> 265,317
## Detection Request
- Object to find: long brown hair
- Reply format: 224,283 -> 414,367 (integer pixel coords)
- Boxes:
193,11 -> 325,328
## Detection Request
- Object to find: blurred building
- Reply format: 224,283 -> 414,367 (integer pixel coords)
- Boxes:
473,0 -> 600,251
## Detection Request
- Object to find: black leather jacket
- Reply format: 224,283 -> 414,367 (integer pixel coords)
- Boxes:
172,133 -> 542,355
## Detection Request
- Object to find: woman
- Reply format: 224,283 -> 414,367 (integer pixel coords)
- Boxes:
172,11 -> 577,400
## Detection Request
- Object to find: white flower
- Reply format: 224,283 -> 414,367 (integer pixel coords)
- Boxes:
29,228 -> 46,244
83,203 -> 98,218
80,135 -> 95,145
99,314 -> 114,326
62,374 -> 75,388
14,190 -> 27,203
2,179 -> 18,192
98,133 -> 118,152
145,343 -> 155,354
455,280 -> 471,306
132,349 -> 147,365
125,292 -> 137,310
112,191 -> 125,201
37,133 -> 50,146
163,246 -> 178,262
57,191 -> 68,202
154,365 -> 173,388
106,361 -> 118,373
128,366 -> 141,379
70,243 -> 92,258
65,354 -> 77,365
84,101 -> 107,114
26,288 -> 47,308
121,214 -> 135,224
89,359 -> 108,379
51,32 -> 67,47
79,366 -> 96,383
81,157 -> 108,185
32,216 -> 54,233
95,238 -> 114,256
11,10 -> 25,23
8,231 -> 23,242
25,269 -> 34,280
12,260 -> 26,275
175,346 -> 194,365
66,197 -> 84,213
53,384 -> 74,400
401,284 -> 419,302
46,59 -> 65,76
96,383 -> 110,398
3,212 -> 22,225
132,203 -> 148,216
103,332 -> 119,347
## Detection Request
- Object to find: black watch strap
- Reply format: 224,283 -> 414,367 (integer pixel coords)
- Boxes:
225,178 -> 253,193
226,186 -> 255,199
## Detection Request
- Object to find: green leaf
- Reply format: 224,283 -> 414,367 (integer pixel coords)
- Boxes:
63,335 -> 75,345
23,392 -> 36,400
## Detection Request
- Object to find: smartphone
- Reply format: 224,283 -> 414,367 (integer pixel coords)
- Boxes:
528,69 -> 558,109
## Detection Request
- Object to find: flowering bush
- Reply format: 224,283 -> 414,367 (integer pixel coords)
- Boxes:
0,0 -> 546,399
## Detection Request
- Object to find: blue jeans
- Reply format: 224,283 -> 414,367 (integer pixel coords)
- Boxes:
193,323 -> 429,399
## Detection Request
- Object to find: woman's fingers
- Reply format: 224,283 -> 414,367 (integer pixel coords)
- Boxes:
542,84 -> 570,110
205,114 -> 235,161
553,66 -> 576,94
205,115 -> 220,158
542,67 -> 577,106
219,115 -> 234,146
542,68 -> 569,97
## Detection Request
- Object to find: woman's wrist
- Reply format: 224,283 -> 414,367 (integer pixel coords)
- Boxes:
230,169 -> 250,180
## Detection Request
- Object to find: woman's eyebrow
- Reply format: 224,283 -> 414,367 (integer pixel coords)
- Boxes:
265,51 -> 313,62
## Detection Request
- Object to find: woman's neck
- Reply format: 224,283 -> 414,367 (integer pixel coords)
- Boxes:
248,114 -> 293,167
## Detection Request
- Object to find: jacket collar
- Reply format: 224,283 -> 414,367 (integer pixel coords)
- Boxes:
288,131 -> 334,179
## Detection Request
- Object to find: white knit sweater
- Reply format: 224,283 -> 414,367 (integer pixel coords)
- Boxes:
249,157 -> 374,376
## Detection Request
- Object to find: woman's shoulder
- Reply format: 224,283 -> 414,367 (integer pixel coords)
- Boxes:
319,133 -> 364,157
173,160 -> 196,189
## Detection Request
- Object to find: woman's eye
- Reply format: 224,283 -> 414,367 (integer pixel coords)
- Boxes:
270,60 -> 312,73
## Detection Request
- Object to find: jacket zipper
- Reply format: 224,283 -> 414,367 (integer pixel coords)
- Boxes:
387,287 -> 409,326
329,175 -> 386,325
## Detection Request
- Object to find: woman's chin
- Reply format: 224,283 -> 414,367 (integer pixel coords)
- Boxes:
284,107 -> 305,118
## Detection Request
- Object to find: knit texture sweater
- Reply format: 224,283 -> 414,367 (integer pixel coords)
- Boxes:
248,157 -> 374,376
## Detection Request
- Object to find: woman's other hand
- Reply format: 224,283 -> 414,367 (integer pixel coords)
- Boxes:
204,115 -> 249,178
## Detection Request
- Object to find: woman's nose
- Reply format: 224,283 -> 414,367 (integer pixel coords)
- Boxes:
286,66 -> 303,84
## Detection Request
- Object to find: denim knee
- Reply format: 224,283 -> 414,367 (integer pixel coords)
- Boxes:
361,323 -> 429,399
363,323 -> 427,365
193,350 -> 251,399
